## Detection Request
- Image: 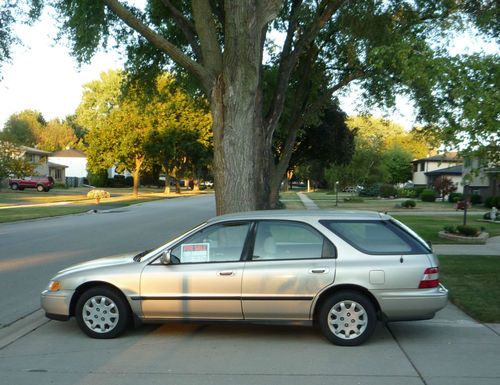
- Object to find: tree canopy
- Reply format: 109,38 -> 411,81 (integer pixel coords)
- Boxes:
77,69 -> 212,195
2,1 -> 498,212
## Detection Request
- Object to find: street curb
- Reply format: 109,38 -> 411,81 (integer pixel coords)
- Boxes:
0,309 -> 49,350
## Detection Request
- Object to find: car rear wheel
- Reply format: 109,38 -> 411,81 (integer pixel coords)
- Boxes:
319,291 -> 376,346
11,183 -> 19,190
75,287 -> 130,339
36,184 -> 45,192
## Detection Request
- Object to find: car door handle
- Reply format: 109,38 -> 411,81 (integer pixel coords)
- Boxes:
218,271 -> 234,276
309,268 -> 329,274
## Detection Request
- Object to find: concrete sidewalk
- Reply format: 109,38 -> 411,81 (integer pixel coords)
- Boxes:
297,192 -> 319,209
433,235 -> 500,256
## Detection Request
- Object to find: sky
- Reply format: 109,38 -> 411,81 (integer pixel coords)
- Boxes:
0,7 -> 497,131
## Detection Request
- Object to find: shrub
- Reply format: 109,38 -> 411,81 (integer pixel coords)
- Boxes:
88,170 -> 109,187
484,196 -> 500,208
443,225 -> 456,233
456,225 -> 480,237
54,182 -> 68,189
87,189 -> 111,204
414,187 -> 426,197
420,189 -> 437,202
448,192 -> 463,203
401,199 -> 416,208
397,188 -> 417,198
470,194 -> 483,205
380,184 -> 397,198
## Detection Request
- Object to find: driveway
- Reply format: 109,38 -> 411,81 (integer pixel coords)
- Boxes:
0,303 -> 498,385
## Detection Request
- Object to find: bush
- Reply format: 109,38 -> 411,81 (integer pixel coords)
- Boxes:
456,225 -> 480,237
397,188 -> 417,198
415,187 -> 426,197
420,189 -> 437,202
484,196 -> 500,208
443,225 -> 480,237
87,189 -> 111,204
380,184 -> 397,198
470,194 -> 483,205
54,182 -> 68,189
88,170 -> 108,187
401,199 -> 416,208
448,192 -> 463,203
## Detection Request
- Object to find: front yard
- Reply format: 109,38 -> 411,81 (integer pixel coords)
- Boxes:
0,187 -> 213,223
439,255 -> 500,323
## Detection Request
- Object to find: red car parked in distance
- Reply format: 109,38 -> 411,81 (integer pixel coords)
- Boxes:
9,176 -> 55,192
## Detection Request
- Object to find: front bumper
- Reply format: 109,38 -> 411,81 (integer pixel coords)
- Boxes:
375,284 -> 448,321
40,289 -> 73,320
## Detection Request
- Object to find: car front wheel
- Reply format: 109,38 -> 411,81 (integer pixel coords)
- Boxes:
36,184 -> 45,192
11,183 -> 19,190
75,287 -> 130,339
319,291 -> 377,346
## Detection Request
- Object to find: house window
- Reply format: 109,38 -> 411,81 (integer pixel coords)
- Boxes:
419,162 -> 424,172
55,169 -> 62,180
26,154 -> 36,162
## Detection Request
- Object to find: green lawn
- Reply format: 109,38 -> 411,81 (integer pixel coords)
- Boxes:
439,255 -> 500,323
393,215 -> 500,243
305,190 -> 485,212
0,207 -> 90,222
279,191 -> 305,209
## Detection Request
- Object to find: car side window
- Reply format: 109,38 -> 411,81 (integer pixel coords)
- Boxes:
252,221 -> 329,260
170,222 -> 250,263
321,220 -> 428,254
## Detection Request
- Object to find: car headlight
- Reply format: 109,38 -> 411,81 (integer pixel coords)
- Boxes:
48,281 -> 61,292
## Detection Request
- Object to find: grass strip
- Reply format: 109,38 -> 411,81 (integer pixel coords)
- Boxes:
394,215 -> 500,243
0,207 -> 90,223
438,255 -> 500,323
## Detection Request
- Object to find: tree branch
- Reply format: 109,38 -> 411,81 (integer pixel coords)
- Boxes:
192,0 -> 223,75
102,0 -> 210,88
159,0 -> 202,60
265,0 -> 346,134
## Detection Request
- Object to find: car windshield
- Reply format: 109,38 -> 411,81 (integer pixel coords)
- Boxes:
133,221 -> 207,262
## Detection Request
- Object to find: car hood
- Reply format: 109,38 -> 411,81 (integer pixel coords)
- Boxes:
56,253 -> 138,276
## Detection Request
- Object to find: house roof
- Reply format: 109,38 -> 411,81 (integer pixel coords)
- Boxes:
50,148 -> 87,158
412,154 -> 461,163
21,145 -> 52,156
425,165 -> 463,176
47,162 -> 68,169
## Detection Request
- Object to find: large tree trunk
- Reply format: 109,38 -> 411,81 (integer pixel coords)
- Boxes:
209,4 -> 270,215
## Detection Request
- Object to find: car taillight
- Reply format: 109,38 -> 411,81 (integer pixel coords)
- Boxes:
418,267 -> 440,288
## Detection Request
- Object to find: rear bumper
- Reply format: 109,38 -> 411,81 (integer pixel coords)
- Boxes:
41,289 -> 73,319
375,284 -> 448,321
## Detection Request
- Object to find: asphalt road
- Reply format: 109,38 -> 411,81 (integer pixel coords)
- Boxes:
0,194 -> 216,327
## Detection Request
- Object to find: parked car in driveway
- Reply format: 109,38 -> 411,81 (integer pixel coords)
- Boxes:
9,176 -> 55,192
41,210 -> 448,346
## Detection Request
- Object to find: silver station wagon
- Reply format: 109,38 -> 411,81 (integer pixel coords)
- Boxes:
41,210 -> 448,346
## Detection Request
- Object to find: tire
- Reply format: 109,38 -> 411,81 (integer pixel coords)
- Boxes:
11,183 -> 19,190
75,287 -> 130,339
318,291 -> 377,346
36,184 -> 45,192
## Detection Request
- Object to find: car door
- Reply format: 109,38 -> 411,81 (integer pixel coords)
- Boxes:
140,221 -> 251,320
241,220 -> 336,321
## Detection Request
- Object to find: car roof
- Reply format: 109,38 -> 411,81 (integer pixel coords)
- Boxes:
208,210 -> 389,224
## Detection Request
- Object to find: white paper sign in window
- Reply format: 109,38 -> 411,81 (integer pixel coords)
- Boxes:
181,243 -> 210,263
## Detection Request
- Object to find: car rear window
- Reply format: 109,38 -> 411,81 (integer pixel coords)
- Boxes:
320,220 -> 429,255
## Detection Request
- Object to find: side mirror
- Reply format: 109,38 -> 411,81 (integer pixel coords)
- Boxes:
426,240 -> 433,251
160,250 -> 172,265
